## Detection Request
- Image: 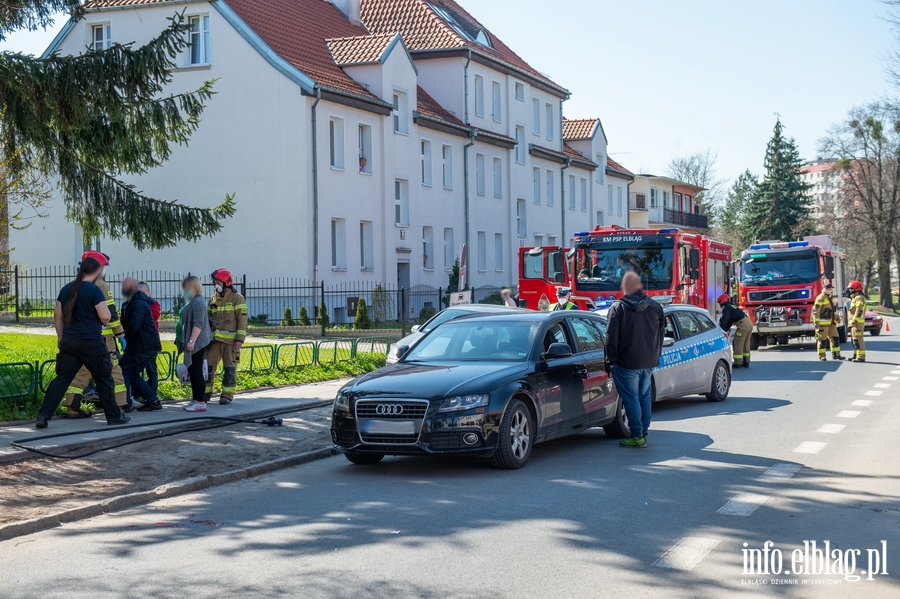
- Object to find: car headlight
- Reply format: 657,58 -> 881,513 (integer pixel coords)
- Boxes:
386,344 -> 400,364
334,391 -> 350,412
439,394 -> 489,412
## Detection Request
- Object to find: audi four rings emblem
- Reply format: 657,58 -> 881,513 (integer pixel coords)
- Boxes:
375,404 -> 404,415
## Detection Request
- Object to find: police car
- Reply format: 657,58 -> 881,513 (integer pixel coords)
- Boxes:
595,304 -> 733,402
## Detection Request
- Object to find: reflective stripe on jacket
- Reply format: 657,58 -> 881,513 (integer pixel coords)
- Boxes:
208,288 -> 249,343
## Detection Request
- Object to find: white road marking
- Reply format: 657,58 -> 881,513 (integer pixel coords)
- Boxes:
717,494 -> 770,516
883,376 -> 899,381
817,424 -> 845,434
865,391 -> 884,397
761,463 -> 802,480
852,400 -> 873,407
891,370 -> 900,375
793,441 -> 827,454
653,537 -> 722,570
836,410 -> 861,418
874,383 -> 891,389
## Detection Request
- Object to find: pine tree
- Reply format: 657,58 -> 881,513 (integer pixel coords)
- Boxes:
354,298 -> 371,330
0,2 -> 235,250
745,119 -> 813,242
297,305 -> 311,326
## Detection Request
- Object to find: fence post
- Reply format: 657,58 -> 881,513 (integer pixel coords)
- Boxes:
401,287 -> 408,336
241,273 -> 247,297
320,280 -> 326,337
14,265 -> 19,323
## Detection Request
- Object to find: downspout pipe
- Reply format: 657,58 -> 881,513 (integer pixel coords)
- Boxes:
464,129 -> 477,270
464,49 -> 472,125
311,86 -> 322,287
561,157 -> 571,245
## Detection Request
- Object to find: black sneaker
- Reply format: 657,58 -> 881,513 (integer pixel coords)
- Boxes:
66,407 -> 92,419
122,403 -> 136,413
35,416 -> 49,429
136,401 -> 163,412
107,414 -> 131,426
219,397 -> 232,405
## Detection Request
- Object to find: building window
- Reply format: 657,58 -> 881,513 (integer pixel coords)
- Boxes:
494,233 -> 504,270
617,186 -> 624,216
596,211 -> 603,226
476,154 -> 486,195
91,23 -> 111,51
534,235 -> 543,247
533,168 -> 541,204
395,179 -> 409,226
359,221 -> 374,270
492,81 -> 501,122
546,170 -> 554,206
329,118 -> 344,169
442,145 -> 453,189
545,103 -> 554,140
493,157 -> 503,198
358,124 -> 373,173
580,178 -> 587,211
650,188 -> 658,208
187,15 -> 210,66
514,82 -> 525,101
516,199 -> 526,237
423,226 -> 434,270
421,140 -> 432,185
515,126 -> 525,164
663,190 -> 670,208
548,236 -> 557,247
331,218 -> 346,269
607,184 -> 613,215
596,155 -> 604,183
568,175 -> 576,210
474,75 -> 484,117
443,228 -> 455,270
674,192 -> 682,211
477,231 -> 487,271
532,98 -> 541,136
392,91 -> 408,134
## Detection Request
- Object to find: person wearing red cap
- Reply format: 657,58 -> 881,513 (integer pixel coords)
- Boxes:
718,293 -> 753,368
198,268 -> 248,408
847,280 -> 867,362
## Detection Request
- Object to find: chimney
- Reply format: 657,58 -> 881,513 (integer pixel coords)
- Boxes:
332,0 -> 362,26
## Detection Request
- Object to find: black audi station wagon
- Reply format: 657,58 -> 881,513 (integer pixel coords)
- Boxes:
331,311 -> 627,469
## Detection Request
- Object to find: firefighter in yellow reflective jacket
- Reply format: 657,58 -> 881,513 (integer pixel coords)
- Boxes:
847,280 -> 867,362
718,294 -> 753,367
63,251 -> 129,418
812,284 -> 845,362
205,268 -> 248,404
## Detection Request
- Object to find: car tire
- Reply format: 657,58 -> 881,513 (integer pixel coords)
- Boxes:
602,395 -> 629,439
490,399 -> 534,469
871,329 -> 881,337
750,333 -> 761,351
705,360 -> 731,402
344,452 -> 384,465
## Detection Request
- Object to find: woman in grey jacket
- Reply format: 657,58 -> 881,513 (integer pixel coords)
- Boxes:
180,276 -> 213,412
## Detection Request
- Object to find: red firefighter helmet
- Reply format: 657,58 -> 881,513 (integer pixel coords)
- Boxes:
848,280 -> 863,293
80,250 -> 110,266
211,268 -> 233,288
716,293 -> 731,306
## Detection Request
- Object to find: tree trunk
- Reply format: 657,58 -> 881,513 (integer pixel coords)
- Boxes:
0,189 -> 8,270
877,239 -> 894,309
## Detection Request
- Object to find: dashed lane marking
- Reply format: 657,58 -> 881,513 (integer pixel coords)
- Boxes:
760,463 -> 802,480
852,400 -> 874,407
883,376 -> 899,381
793,441 -> 827,454
865,391 -> 884,397
874,383 -> 891,389
653,537 -> 722,570
891,370 -> 900,375
717,494 -> 770,517
836,410 -> 862,418
817,424 -> 845,434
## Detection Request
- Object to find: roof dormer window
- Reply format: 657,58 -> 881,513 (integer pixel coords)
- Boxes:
428,3 -> 494,48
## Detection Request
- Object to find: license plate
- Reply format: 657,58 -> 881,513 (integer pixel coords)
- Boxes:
767,322 -> 787,327
359,419 -> 418,435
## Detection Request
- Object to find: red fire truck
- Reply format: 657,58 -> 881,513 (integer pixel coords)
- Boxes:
736,235 -> 846,349
518,225 -> 732,318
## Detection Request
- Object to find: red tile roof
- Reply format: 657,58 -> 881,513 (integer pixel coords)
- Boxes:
562,118 -> 598,140
563,143 -> 597,168
416,86 -> 465,125
606,157 -> 633,177
327,32 -> 397,66
84,0 -> 189,6
361,0 -> 565,92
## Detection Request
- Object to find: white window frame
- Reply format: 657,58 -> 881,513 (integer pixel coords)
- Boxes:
90,23 -> 111,51
617,186 -> 624,216
545,103 -> 554,140
442,145 -> 453,189
186,14 -> 210,66
395,179 -> 409,226
596,154 -> 604,183
533,167 -> 541,204
477,231 -> 487,272
392,91 -> 408,134
329,118 -> 345,170
546,170 -> 555,206
492,81 -> 502,122
423,226 -> 435,270
493,157 -> 503,198
516,199 -> 527,238
607,184 -> 613,214
580,178 -> 587,211
421,140 -> 433,186
443,228 -> 455,270
494,233 -> 504,271
514,82 -> 525,101
358,124 -> 373,174
474,75 -> 484,117
331,218 -> 346,270
568,175 -> 576,210
515,126 -> 526,164
475,153 -> 486,196
359,221 -> 374,271
532,98 -> 541,136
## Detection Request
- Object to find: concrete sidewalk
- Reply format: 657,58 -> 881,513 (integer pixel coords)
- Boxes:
0,379 -> 347,463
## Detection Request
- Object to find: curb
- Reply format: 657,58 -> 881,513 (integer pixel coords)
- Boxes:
0,446 -> 337,542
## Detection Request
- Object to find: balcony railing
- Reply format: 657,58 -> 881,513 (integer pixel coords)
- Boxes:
663,208 -> 708,229
629,192 -> 647,211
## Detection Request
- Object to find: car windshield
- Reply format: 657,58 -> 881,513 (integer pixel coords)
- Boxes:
404,320 -> 539,362
741,251 -> 819,286
574,236 -> 675,291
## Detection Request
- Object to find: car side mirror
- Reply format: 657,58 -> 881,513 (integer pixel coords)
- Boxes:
543,342 -> 573,359
824,256 -> 835,279
554,272 -> 565,283
689,248 -> 701,269
663,337 -> 676,347
689,269 -> 700,281
410,325 -> 420,333
396,345 -> 410,358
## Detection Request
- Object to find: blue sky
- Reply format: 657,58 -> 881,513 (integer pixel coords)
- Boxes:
1,0 -> 894,186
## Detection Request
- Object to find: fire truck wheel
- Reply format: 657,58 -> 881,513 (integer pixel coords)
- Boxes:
749,333 -> 760,351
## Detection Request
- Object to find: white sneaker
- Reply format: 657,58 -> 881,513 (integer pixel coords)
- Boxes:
184,401 -> 208,412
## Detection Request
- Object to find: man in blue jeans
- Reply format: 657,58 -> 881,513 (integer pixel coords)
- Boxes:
606,272 -> 665,448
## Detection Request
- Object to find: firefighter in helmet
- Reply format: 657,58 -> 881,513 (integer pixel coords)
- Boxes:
847,280 -> 867,362
205,268 -> 248,404
553,287 -> 579,310
718,294 -> 753,368
62,251 -> 130,418
812,283 -> 845,362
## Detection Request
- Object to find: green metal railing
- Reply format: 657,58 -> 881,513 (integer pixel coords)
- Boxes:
1,336 -> 390,405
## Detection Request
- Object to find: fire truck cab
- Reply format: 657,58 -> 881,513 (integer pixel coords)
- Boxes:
737,236 -> 846,349
518,225 -> 732,319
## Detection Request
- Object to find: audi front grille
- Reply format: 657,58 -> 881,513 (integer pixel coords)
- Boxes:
354,399 -> 429,446
355,400 -> 429,419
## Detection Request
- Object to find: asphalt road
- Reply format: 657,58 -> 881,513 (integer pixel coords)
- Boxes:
2,330 -> 899,599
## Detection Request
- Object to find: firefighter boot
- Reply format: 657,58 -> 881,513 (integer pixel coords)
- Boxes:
66,395 -> 92,419
220,367 -> 237,405
831,337 -> 845,360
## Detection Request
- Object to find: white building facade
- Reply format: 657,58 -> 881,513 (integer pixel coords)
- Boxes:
11,0 -> 632,291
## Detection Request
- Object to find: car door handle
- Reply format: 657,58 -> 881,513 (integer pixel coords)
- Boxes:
574,366 -> 588,378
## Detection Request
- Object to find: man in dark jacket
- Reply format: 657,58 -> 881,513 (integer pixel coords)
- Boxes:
119,277 -> 163,411
606,272 -> 665,448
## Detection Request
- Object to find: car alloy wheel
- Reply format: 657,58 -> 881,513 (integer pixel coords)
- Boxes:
509,409 -> 531,460
706,360 -> 730,402
490,399 -> 534,469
